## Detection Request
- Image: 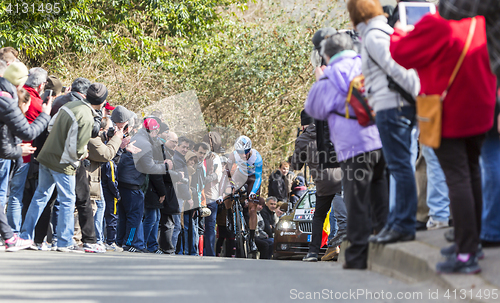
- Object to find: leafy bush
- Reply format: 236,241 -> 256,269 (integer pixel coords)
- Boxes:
1,0 -> 350,187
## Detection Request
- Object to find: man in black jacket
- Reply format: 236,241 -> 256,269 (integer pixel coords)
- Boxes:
268,162 -> 289,202
291,110 -> 346,262
158,131 -> 187,254
143,124 -> 171,254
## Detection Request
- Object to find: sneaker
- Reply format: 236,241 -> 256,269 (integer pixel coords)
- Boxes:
249,238 -> 258,253
105,243 -> 123,252
50,243 -> 58,251
123,245 -> 144,253
36,242 -> 50,251
302,252 -> 318,262
83,243 -> 106,253
57,245 -> 85,253
436,254 -> 481,274
5,235 -> 34,252
426,217 -> 449,230
321,246 -> 340,261
152,249 -> 165,254
440,244 -> 485,260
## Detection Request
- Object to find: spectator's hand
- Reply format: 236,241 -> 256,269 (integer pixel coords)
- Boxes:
120,136 -> 131,149
126,140 -> 142,154
159,195 -> 165,204
314,66 -> 325,81
216,197 -> 223,204
41,96 -> 53,115
20,143 -> 36,156
164,159 -> 173,170
179,171 -> 184,178
394,21 -> 415,33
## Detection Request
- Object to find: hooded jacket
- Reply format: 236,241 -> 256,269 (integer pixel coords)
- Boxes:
356,15 -> 420,113
0,77 -> 50,158
305,52 -> 383,162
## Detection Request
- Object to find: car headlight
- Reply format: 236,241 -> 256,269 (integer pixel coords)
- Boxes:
277,220 -> 296,231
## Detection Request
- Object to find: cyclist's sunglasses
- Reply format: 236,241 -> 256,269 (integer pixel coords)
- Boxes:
237,149 -> 251,155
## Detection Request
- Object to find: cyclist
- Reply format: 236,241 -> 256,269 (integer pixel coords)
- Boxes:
221,135 -> 263,253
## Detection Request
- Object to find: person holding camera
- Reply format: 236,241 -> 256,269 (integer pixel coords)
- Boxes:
347,0 -> 420,244
86,112 -> 130,251
117,116 -> 172,253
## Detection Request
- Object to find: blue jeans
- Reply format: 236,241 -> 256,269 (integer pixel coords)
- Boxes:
143,208 -> 160,252
117,187 -> 145,249
376,107 -> 418,235
422,146 -> 450,222
51,199 -> 60,245
172,213 -> 182,251
93,185 -> 105,244
389,127 -> 418,212
181,210 -> 198,255
6,162 -> 29,233
204,201 -> 218,256
0,159 -> 11,209
20,164 -> 76,248
328,193 -> 347,244
480,135 -> 500,242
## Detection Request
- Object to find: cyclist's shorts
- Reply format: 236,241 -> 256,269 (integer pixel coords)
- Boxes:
244,174 -> 263,205
232,172 -> 263,205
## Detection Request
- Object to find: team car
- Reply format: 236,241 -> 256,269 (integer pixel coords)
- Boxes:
273,188 -> 327,259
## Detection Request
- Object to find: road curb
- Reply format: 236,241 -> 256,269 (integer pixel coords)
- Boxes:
338,233 -> 499,303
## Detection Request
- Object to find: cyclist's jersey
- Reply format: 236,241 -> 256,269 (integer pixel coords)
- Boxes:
233,149 -> 263,195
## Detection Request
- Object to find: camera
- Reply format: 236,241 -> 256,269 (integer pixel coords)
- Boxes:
107,127 -> 115,138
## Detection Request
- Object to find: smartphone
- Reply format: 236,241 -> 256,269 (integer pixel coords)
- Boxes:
61,86 -> 67,93
43,90 -> 53,104
398,2 -> 436,27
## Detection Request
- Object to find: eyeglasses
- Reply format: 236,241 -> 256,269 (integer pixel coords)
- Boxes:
236,149 -> 251,155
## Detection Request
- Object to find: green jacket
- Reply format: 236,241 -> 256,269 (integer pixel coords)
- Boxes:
37,100 -> 96,175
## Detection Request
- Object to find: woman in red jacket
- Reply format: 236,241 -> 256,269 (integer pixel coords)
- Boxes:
390,13 -> 497,274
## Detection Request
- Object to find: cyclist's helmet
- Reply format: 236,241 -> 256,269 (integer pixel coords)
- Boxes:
234,135 -> 252,155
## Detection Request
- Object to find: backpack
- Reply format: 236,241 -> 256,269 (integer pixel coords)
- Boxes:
334,75 -> 375,127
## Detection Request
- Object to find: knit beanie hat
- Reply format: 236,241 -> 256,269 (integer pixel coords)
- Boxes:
111,105 -> 133,123
86,83 -> 108,105
300,110 -> 314,126
3,62 -> 29,86
312,27 -> 337,50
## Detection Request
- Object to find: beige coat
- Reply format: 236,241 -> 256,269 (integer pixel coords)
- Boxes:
86,133 -> 122,200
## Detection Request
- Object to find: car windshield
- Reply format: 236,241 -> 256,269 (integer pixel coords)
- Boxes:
296,192 -> 316,209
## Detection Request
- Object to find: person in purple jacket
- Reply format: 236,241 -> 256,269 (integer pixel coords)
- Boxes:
305,33 -> 389,269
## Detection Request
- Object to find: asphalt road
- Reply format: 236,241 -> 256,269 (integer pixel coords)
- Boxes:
0,251 -> 471,303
